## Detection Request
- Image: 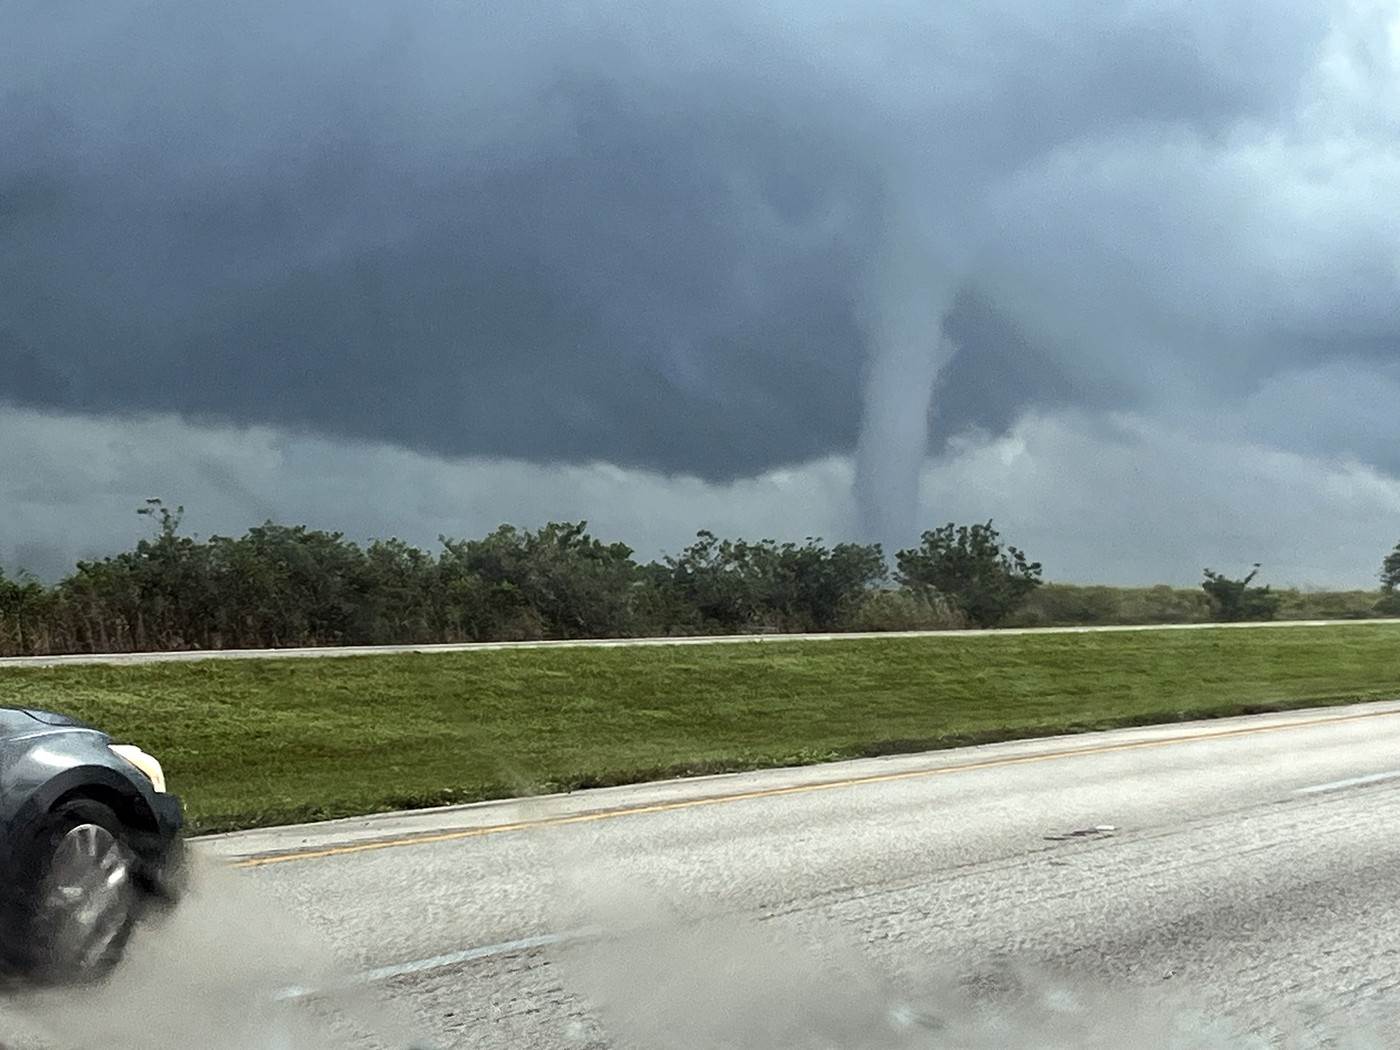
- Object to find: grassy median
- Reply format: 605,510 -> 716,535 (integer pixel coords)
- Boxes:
3,623 -> 1399,833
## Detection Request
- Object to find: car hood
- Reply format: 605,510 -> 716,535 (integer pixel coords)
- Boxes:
20,708 -> 92,728
0,707 -> 97,737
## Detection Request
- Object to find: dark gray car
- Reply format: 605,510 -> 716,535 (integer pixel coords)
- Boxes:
0,707 -> 184,983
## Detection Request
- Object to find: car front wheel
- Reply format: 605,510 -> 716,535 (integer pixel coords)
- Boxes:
16,798 -> 140,983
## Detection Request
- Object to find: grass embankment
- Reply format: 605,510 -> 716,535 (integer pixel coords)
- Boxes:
3,624 -> 1398,834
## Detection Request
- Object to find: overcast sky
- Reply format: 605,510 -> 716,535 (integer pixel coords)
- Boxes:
2,1 -> 1397,586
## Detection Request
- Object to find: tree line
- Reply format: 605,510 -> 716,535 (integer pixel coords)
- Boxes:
1,501 -> 1396,657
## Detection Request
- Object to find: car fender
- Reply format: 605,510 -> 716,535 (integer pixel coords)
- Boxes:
2,733 -> 163,853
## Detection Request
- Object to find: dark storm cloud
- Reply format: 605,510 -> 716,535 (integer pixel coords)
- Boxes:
3,0 -> 889,478
1,0 -> 1395,496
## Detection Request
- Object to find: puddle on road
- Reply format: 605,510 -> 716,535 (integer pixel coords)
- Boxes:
0,856 -> 412,1050
2,851 -> 1395,1050
549,873 -> 1396,1050
557,918 -> 1398,1049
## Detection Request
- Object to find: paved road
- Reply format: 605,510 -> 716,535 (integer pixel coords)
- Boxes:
3,617 -> 1398,668
8,701 -> 1400,1049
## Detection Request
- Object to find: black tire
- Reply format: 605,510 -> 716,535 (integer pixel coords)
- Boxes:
3,798 -> 141,985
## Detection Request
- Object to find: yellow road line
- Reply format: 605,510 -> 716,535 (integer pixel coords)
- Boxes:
232,705 -> 1400,869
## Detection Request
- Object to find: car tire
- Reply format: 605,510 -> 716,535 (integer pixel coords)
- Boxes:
3,797 -> 141,985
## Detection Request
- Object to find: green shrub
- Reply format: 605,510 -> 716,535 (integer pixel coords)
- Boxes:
1275,589 -> 1388,621
842,589 -> 966,632
1009,584 -> 1211,627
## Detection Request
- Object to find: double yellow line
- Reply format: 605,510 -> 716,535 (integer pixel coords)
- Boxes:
234,705 -> 1400,869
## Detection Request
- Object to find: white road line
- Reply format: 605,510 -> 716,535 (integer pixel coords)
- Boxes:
3,617 -> 1399,668
360,928 -> 598,982
274,927 -> 600,1001
1293,770 -> 1400,796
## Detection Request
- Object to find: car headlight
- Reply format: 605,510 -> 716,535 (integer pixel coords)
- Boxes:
110,744 -> 168,794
